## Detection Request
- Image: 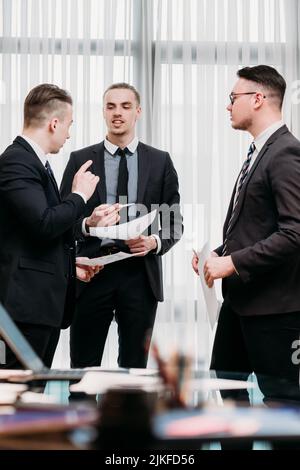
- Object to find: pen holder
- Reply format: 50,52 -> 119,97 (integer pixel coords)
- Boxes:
94,388 -> 156,450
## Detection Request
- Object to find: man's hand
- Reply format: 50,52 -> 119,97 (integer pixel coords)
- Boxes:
204,255 -> 235,288
76,259 -> 104,283
192,250 -> 218,276
125,235 -> 157,256
86,203 -> 120,229
71,160 -> 100,201
192,252 -> 199,275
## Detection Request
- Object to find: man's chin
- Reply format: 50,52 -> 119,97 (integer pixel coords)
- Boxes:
110,128 -> 125,135
231,122 -> 245,131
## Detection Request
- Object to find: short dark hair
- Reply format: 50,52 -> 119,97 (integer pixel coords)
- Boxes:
237,65 -> 286,109
103,83 -> 140,106
24,83 -> 72,128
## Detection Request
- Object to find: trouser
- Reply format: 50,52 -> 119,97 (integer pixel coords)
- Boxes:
70,257 -> 158,369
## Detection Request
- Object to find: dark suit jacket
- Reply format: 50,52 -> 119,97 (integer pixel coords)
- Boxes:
60,141 -> 183,301
0,136 -> 86,328
215,125 -> 300,316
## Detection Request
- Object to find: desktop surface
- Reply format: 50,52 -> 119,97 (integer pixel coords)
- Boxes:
1,369 -> 300,450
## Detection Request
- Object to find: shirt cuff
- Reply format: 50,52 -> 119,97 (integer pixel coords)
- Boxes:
73,191 -> 87,204
152,235 -> 161,254
82,217 -> 90,237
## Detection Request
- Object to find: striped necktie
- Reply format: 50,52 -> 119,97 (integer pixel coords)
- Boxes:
222,142 -> 256,256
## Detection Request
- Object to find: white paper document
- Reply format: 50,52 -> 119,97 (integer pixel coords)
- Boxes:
70,371 -> 162,394
195,242 -> 220,329
76,251 -> 147,267
189,378 -> 256,391
89,209 -> 157,240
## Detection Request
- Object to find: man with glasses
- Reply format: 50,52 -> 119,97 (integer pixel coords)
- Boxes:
192,65 -> 300,410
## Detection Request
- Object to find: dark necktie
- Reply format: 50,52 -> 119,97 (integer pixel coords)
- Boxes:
222,142 -> 256,256
116,148 -> 129,222
45,160 -> 59,194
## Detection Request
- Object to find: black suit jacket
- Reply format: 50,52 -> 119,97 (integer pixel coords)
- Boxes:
60,141 -> 183,301
0,136 -> 86,328
215,125 -> 300,316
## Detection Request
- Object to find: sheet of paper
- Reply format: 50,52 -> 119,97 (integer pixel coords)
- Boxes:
70,371 -> 162,394
76,251 -> 147,267
188,377 -> 256,391
195,242 -> 221,329
89,209 -> 157,240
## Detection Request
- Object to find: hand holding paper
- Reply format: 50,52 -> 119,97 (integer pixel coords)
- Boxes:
86,203 -> 120,230
193,243 -> 220,329
89,209 -> 157,240
203,255 -> 235,287
125,234 -> 157,256
76,258 -> 104,282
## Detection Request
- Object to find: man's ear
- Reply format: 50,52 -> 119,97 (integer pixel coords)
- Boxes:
136,106 -> 142,121
253,92 -> 265,109
49,117 -> 58,132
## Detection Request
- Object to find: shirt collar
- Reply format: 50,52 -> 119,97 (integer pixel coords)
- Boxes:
254,120 -> 284,154
104,136 -> 139,156
20,134 -> 48,166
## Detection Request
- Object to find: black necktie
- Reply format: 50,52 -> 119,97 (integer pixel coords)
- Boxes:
116,148 -> 129,222
45,160 -> 59,194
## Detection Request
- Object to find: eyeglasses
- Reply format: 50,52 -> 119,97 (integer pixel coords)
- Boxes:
229,92 -> 266,105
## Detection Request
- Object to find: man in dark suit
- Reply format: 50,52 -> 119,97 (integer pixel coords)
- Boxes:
192,65 -> 300,405
0,84 -> 118,369
61,83 -> 183,368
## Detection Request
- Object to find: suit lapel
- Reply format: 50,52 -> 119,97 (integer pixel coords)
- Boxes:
46,167 -> 61,200
223,180 -> 238,237
225,125 -> 288,235
92,142 -> 107,203
137,142 -> 151,203
14,136 -> 61,202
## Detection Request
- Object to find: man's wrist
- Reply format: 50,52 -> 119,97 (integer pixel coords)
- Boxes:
73,191 -> 87,204
151,235 -> 161,254
151,235 -> 157,250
